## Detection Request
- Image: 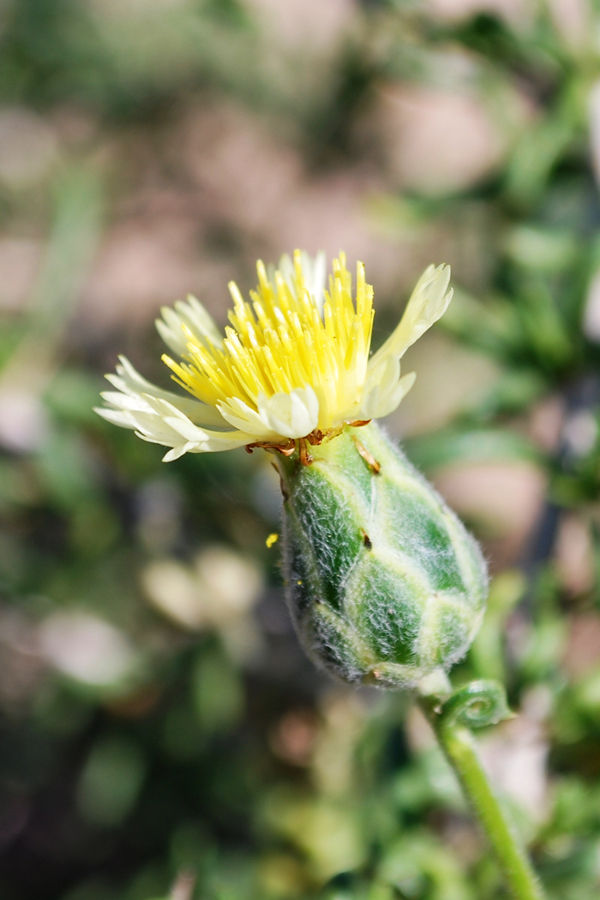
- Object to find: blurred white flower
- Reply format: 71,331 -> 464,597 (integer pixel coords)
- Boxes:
0,387 -> 49,453
39,612 -> 137,686
141,544 -> 263,631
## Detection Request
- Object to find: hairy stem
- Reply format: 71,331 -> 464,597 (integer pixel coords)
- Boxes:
418,684 -> 546,900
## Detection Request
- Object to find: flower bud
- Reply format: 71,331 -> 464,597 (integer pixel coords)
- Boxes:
278,423 -> 487,689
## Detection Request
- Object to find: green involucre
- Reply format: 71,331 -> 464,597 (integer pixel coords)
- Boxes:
278,423 -> 488,689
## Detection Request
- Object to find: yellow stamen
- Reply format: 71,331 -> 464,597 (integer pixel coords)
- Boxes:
165,250 -> 375,434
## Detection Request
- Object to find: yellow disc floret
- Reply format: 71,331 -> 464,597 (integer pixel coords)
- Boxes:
96,250 -> 453,462
162,251 -> 374,434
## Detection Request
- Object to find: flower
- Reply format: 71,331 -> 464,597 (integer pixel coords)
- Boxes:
96,251 -> 453,462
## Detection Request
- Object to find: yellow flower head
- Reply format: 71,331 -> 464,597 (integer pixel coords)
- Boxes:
96,251 -> 452,462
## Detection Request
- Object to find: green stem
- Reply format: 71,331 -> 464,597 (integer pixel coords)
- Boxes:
418,694 -> 546,900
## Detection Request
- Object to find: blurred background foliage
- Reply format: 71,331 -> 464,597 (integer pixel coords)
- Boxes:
1,0 -> 600,897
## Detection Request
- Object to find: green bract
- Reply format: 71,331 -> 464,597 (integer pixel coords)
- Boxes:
278,423 -> 488,689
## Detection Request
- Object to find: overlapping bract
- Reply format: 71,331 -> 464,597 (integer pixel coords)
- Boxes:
280,423 -> 488,688
96,251 -> 453,461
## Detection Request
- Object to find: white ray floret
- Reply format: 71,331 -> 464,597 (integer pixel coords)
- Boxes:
96,252 -> 453,461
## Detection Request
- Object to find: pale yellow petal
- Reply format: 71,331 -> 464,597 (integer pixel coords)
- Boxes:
156,295 -> 222,357
360,352 -> 417,420
257,387 -> 319,439
368,264 -> 452,373
217,396 -> 279,437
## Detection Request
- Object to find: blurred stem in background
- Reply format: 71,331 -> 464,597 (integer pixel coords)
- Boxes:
0,166 -> 102,452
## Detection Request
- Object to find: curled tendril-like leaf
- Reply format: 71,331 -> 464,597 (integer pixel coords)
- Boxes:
438,680 -> 512,730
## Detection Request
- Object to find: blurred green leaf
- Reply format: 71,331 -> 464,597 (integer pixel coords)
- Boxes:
77,735 -> 147,826
405,426 -> 541,471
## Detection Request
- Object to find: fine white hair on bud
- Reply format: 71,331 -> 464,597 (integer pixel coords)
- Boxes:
278,422 -> 488,690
